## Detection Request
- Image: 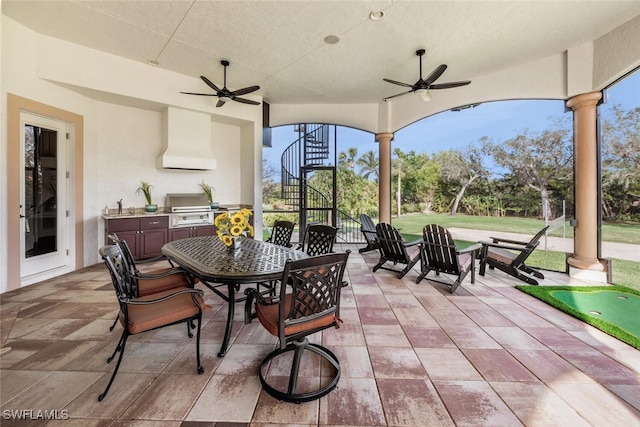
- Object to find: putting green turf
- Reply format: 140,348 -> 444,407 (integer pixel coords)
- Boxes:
516,285 -> 640,349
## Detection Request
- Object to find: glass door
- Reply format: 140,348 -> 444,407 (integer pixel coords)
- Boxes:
20,113 -> 68,278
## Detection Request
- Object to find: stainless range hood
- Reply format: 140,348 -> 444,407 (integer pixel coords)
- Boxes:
156,107 -> 217,170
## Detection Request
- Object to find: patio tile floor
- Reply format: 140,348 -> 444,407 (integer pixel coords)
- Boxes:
1,244 -> 638,426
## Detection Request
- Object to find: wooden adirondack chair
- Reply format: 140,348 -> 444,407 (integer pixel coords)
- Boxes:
479,226 -> 549,285
417,224 -> 482,293
359,213 -> 379,253
372,223 -> 421,279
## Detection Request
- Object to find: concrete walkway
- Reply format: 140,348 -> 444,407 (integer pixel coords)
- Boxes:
448,227 -> 640,262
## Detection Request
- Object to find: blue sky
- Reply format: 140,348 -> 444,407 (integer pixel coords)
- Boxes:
264,70 -> 639,172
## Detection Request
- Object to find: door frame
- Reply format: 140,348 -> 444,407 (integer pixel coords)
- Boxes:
20,113 -> 69,276
7,94 -> 84,289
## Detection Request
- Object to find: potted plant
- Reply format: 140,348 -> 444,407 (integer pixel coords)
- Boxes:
136,181 -> 157,213
199,180 -> 218,209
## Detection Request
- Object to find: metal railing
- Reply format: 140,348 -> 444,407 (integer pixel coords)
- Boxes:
280,124 -> 330,206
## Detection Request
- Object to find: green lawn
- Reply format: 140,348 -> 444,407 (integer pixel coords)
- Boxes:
392,213 -> 640,244
391,213 -> 640,292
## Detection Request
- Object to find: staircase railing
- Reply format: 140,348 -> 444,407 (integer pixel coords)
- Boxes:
277,123 -> 367,245
280,124 -> 330,206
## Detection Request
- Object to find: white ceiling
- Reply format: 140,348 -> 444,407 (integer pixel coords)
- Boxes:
4,1 -> 640,105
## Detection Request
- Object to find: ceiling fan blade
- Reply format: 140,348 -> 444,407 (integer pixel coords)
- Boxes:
233,96 -> 260,105
429,80 -> 471,90
383,78 -> 413,88
423,64 -> 448,86
216,99 -> 226,108
383,90 -> 413,101
180,92 -> 217,96
201,76 -> 221,93
231,85 -> 260,96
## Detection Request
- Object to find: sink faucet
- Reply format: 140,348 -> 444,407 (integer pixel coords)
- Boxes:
117,199 -> 123,215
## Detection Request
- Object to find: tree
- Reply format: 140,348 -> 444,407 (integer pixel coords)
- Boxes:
356,150 -> 379,182
392,148 -> 440,213
433,145 -> 488,215
601,105 -> 640,220
338,147 -> 358,171
262,159 -> 280,205
484,119 -> 572,218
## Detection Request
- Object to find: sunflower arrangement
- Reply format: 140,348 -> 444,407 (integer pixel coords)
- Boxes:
215,208 -> 254,247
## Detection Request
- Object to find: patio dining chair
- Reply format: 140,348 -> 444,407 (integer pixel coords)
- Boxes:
296,224 -> 338,256
266,220 -> 296,248
417,224 -> 482,293
260,220 -> 296,295
373,222 -> 422,279
244,251 -> 350,403
479,226 -> 549,285
98,244 -> 205,401
106,233 -> 195,331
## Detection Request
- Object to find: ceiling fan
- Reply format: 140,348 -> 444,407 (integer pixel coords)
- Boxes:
181,60 -> 260,107
383,49 -> 471,101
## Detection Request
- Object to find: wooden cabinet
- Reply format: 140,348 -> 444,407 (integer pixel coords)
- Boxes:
168,225 -> 216,241
105,216 -> 168,260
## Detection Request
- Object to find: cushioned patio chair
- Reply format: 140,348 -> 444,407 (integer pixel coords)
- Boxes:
260,220 -> 296,295
417,224 -> 482,293
98,244 -> 205,401
358,213 -> 379,253
106,233 -> 195,331
372,222 -> 421,279
296,223 -> 338,256
479,226 -> 549,285
244,251 -> 350,403
266,220 -> 296,248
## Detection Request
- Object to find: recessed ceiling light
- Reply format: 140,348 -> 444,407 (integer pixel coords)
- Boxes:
324,35 -> 340,45
369,10 -> 384,20
147,59 -> 160,66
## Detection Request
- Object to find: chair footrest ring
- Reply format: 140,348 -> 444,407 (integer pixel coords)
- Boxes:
259,341 -> 340,403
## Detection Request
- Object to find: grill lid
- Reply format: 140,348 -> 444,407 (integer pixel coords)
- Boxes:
166,193 -> 211,213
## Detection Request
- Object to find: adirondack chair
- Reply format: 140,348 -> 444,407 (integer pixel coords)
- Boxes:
372,223 -> 421,279
417,224 -> 481,293
479,226 -> 549,285
359,213 -> 379,253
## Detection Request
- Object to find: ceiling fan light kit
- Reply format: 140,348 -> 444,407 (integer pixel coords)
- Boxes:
416,88 -> 432,102
383,49 -> 471,102
180,60 -> 260,107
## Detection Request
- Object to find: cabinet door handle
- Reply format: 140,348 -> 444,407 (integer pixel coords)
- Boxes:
149,221 -> 160,225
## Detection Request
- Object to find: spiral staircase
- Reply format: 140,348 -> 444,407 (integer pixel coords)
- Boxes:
279,124 -> 363,244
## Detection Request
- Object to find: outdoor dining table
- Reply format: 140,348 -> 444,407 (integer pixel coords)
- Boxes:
161,235 -> 308,357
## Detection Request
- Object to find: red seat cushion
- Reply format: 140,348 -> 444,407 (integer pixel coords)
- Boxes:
137,269 -> 191,297
255,294 -> 337,337
122,288 -> 204,334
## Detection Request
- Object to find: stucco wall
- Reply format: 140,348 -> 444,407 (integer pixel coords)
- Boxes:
1,16 -> 261,292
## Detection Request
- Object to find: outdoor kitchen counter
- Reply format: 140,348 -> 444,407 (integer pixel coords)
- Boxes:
102,212 -> 169,219
102,205 -> 253,260
101,205 -> 252,219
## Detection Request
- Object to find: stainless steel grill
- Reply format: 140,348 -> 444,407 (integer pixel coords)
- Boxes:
165,193 -> 214,228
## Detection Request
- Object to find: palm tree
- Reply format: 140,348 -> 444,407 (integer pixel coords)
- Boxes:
357,150 -> 379,182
